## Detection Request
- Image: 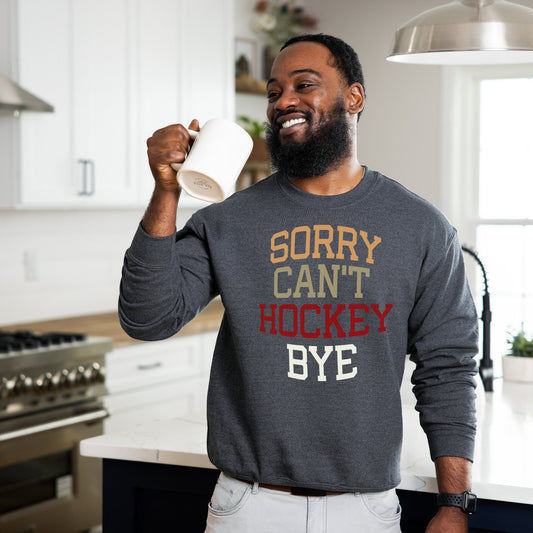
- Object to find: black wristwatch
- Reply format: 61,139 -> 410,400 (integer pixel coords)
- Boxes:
436,491 -> 477,514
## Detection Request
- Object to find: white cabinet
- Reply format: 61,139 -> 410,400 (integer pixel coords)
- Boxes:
16,0 -> 137,207
1,0 -> 234,209
104,332 -> 217,433
104,376 -> 210,433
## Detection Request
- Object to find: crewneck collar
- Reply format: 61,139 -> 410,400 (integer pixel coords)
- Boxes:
275,166 -> 376,209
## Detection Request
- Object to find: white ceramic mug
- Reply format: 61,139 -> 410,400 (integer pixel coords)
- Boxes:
170,118 -> 253,203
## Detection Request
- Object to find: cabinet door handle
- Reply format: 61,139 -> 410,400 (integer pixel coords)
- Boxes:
137,362 -> 163,371
78,158 -> 95,196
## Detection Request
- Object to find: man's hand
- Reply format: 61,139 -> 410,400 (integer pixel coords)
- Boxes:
142,119 -> 201,237
426,506 -> 468,532
146,119 -> 200,191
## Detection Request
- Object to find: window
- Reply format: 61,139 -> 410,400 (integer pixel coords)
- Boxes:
444,66 -> 533,376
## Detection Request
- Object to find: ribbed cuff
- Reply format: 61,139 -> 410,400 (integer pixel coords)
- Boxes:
427,430 -> 475,463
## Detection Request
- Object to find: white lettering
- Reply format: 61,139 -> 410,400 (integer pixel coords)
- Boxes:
309,345 -> 334,382
286,344 -> 358,382
287,344 -> 308,380
335,344 -> 358,381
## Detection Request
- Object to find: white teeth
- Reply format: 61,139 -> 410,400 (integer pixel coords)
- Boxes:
281,118 -> 306,129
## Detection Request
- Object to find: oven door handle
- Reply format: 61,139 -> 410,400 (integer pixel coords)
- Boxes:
0,409 -> 109,442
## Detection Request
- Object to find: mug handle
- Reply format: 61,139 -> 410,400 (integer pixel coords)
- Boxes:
170,129 -> 199,172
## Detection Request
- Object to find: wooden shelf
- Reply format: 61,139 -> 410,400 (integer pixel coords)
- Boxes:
235,75 -> 267,95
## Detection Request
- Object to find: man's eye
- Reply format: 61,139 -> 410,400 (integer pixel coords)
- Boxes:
297,83 -> 313,90
267,91 -> 279,101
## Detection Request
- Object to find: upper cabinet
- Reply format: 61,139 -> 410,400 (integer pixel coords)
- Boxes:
0,0 -> 234,209
15,0 -> 136,207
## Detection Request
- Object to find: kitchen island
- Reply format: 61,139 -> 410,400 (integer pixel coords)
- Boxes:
81,361 -> 533,532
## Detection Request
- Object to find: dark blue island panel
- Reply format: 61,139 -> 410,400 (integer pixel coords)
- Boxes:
102,459 -> 533,533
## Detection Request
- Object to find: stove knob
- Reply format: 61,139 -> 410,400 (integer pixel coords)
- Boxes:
89,362 -> 105,382
24,375 -> 33,391
33,375 -> 43,391
96,363 -> 106,382
12,374 -> 22,393
0,377 -> 14,399
13,374 -> 26,394
67,368 -> 78,387
43,372 -> 53,391
50,371 -> 62,390
58,368 -> 70,387
83,366 -> 94,382
76,365 -> 88,384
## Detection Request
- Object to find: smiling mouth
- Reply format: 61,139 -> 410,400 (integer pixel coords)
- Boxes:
281,117 -> 306,129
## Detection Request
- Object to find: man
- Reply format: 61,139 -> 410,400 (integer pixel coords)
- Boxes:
119,34 -> 478,532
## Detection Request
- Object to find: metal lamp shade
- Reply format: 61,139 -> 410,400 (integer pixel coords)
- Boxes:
387,0 -> 533,65
0,74 -> 54,112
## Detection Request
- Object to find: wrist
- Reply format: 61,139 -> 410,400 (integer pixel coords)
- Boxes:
153,182 -> 181,197
141,186 -> 180,237
434,456 -> 472,494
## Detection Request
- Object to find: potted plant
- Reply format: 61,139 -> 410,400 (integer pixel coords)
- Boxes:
502,331 -> 533,383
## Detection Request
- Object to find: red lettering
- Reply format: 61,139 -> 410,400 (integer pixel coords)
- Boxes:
300,304 -> 321,338
259,303 -> 390,337
259,304 -> 277,334
279,304 -> 298,337
371,304 -> 393,332
349,304 -> 369,336
323,304 -> 346,339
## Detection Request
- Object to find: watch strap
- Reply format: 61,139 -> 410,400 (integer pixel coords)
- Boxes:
437,491 -> 477,514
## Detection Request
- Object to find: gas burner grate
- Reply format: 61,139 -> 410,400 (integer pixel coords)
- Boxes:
0,331 -> 87,353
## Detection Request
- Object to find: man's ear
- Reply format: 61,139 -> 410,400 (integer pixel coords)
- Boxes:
346,82 -> 364,115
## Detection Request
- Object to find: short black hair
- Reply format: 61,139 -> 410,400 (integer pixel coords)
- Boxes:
281,33 -> 366,107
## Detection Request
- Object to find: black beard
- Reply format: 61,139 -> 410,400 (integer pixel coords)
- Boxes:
266,99 -> 352,179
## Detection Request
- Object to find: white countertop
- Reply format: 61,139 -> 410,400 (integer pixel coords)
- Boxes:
81,359 -> 533,505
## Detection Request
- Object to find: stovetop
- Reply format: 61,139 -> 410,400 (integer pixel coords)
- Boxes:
0,330 -> 88,353
0,330 -> 112,364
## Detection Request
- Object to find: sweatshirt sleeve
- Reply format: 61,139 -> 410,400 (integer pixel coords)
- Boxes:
118,220 -> 218,341
408,228 -> 478,463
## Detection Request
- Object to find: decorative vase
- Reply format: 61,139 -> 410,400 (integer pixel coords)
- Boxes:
502,355 -> 533,383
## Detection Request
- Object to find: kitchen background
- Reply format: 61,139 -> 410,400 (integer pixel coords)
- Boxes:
1,0 -> 533,368
2,2 -> 533,531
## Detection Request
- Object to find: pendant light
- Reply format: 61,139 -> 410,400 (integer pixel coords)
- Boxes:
387,0 -> 533,65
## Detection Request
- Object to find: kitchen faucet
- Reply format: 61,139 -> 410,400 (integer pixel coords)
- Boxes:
462,245 -> 493,392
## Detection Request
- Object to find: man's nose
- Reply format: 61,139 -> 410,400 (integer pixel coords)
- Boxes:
275,89 -> 300,111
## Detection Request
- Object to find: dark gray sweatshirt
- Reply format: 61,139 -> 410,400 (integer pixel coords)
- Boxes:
119,168 -> 478,492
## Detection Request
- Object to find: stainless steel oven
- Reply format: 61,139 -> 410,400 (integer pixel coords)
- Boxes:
0,331 -> 112,533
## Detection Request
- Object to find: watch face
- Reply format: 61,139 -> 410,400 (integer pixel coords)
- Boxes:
464,492 -> 477,514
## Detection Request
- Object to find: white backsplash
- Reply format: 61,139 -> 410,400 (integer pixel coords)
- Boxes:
0,207 -> 195,325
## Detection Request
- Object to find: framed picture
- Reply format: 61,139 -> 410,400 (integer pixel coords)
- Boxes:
235,37 -> 258,80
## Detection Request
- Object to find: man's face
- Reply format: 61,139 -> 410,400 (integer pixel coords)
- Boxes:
265,41 -> 353,178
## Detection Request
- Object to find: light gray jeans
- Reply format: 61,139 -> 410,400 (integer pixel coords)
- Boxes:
204,472 -> 402,533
